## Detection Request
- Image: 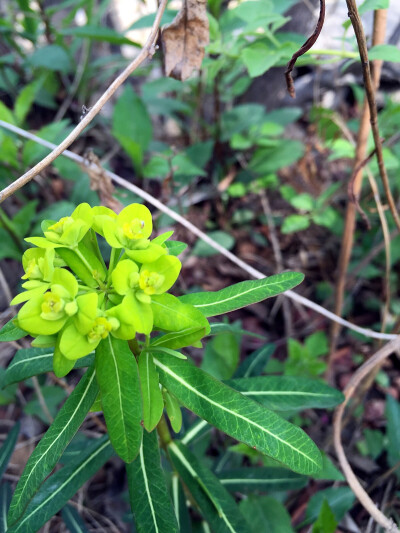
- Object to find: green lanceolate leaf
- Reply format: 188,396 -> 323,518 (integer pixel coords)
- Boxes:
126,430 -> 179,533
61,505 -> 89,533
0,320 -> 27,342
179,272 -> 304,317
8,437 -> 112,533
0,422 -> 19,479
234,344 -> 275,378
239,496 -> 294,533
153,353 -> 321,475
226,376 -> 344,411
95,337 -> 142,462
4,348 -> 94,386
163,390 -> 182,433
138,352 -> 164,432
218,467 -> 307,492
168,441 -> 249,533
7,366 -> 98,526
0,484 -> 11,533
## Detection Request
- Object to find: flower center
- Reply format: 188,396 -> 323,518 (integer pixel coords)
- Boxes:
122,218 -> 145,240
23,259 -> 42,280
139,270 -> 165,295
49,217 -> 74,234
87,317 -> 113,343
41,292 -> 65,320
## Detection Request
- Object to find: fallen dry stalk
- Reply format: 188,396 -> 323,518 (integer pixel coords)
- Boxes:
334,336 -> 400,533
345,1 -> 400,231
0,0 -> 168,204
329,8 -> 387,368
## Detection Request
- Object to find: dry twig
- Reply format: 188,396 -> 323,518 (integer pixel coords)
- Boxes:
334,336 -> 400,533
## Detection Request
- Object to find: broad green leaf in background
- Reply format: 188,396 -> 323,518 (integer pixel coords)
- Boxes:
126,430 -> 179,533
169,441 -> 249,533
385,394 -> 400,466
209,322 -> 266,340
0,484 -> 11,533
312,499 -> 337,533
95,337 -> 142,462
59,25 -> 139,46
191,231 -> 235,257
22,120 -> 71,166
7,367 -> 98,526
14,79 -> 42,124
138,352 -> 164,432
241,43 -> 282,77
0,422 -> 19,479
27,45 -> 72,73
234,344 -> 275,378
201,331 -> 240,380
154,353 -> 322,475
305,487 -> 355,525
239,495 -> 294,533
23,386 -> 66,425
61,505 -> 89,533
281,214 -> 310,234
112,86 -> 152,173
4,348 -> 94,386
218,467 -> 307,492
226,376 -> 344,411
0,320 -> 27,342
8,437 -> 112,533
179,272 -> 304,317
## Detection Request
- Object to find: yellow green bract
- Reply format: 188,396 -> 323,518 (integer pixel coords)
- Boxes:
12,203 -> 208,377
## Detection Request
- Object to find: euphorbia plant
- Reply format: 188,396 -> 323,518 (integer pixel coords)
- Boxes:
0,202 -> 344,532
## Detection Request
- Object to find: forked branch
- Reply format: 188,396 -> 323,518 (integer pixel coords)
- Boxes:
0,0 -> 168,204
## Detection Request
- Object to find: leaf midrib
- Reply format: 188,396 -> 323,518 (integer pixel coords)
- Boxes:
155,358 -> 319,469
139,443 -> 159,533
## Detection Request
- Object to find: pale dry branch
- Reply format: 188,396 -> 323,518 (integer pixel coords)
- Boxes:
0,120 -> 397,342
333,336 -> 400,533
0,0 -> 168,204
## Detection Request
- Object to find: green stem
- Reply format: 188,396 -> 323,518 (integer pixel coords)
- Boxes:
128,338 -> 141,357
107,248 -> 119,283
157,414 -> 172,450
305,48 -> 359,59
74,246 -> 106,290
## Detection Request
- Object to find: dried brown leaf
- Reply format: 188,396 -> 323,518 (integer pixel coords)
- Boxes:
162,0 -> 209,81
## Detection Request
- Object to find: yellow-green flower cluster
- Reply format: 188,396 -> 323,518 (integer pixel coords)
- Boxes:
12,203 -> 190,377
